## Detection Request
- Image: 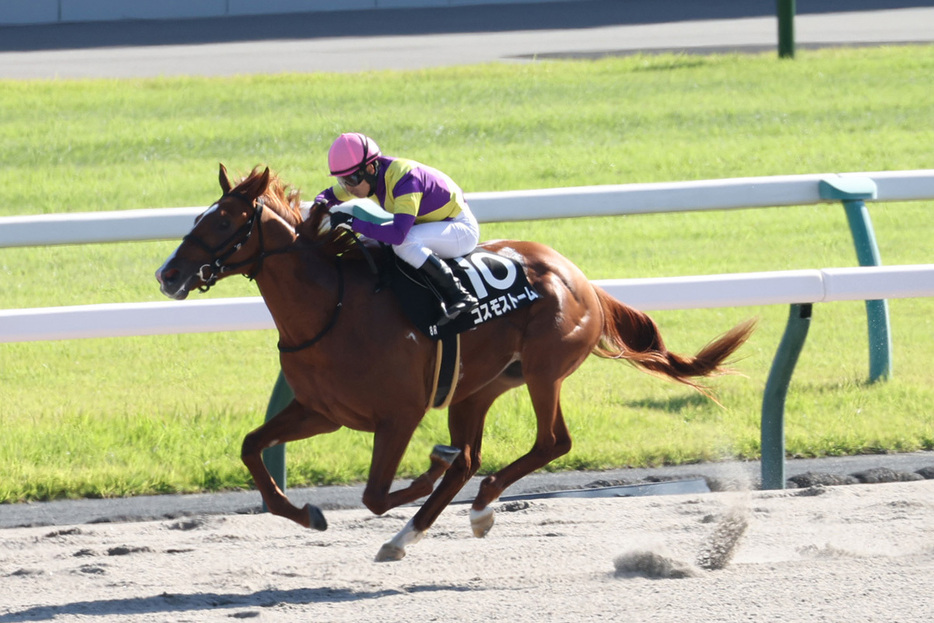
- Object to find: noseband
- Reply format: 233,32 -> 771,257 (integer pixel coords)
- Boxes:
183,192 -> 270,292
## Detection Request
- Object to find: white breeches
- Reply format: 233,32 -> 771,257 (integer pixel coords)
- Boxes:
393,208 -> 480,268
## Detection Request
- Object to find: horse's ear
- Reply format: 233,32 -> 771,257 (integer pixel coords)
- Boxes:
218,163 -> 232,194
257,167 -> 271,195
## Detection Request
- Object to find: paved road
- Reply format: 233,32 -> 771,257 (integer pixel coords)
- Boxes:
0,0 -> 931,78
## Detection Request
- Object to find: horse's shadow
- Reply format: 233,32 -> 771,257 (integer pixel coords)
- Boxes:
624,392 -> 711,413
0,584 -> 477,621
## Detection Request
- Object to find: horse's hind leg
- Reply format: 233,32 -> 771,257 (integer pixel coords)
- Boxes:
241,399 -> 340,529
470,379 -> 572,537
376,381 -> 506,562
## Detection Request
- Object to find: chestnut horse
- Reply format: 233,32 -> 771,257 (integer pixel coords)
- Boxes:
156,165 -> 754,562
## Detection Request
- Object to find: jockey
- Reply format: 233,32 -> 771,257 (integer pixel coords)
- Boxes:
314,132 -> 480,322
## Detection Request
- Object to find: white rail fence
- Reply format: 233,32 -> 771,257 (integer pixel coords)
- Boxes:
2,265 -> 933,343
2,170 -> 933,248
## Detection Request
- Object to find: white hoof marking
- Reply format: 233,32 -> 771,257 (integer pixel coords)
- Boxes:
470,507 -> 495,538
376,518 -> 424,562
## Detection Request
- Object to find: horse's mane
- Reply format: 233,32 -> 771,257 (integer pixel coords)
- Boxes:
231,166 -> 362,258
230,167 -> 304,229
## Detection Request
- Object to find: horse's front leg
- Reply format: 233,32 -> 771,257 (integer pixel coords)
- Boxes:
362,428 -> 460,517
381,444 -> 462,508
369,444 -> 462,563
352,419 -> 455,561
241,399 -> 340,530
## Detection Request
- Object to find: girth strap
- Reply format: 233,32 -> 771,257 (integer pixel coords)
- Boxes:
427,333 -> 461,410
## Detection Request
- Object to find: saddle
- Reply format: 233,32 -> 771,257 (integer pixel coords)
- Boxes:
342,198 -> 541,339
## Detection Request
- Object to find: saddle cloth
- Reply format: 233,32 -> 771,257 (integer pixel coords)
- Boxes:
391,249 -> 541,340
389,248 -> 540,410
340,198 -> 540,339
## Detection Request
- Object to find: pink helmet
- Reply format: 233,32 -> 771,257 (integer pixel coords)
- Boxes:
327,133 -> 381,176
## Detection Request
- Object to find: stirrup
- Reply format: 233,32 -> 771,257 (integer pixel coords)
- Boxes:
440,296 -> 478,322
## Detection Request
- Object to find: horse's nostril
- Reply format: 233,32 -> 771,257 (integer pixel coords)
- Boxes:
161,268 -> 180,285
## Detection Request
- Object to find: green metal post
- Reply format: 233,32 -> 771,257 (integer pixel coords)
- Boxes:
818,177 -> 890,383
761,303 -> 812,490
777,0 -> 796,59
842,200 -> 892,382
261,370 -> 294,509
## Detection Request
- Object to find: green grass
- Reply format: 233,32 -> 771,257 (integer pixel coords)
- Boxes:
1,47 -> 933,503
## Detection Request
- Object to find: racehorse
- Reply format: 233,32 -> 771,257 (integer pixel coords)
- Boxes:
156,165 -> 755,562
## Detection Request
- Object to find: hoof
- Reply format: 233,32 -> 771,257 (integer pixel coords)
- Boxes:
470,506 -> 495,538
304,504 -> 328,531
375,542 -> 406,562
431,444 -> 461,465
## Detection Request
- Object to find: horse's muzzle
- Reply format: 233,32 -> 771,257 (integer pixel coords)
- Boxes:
155,266 -> 190,300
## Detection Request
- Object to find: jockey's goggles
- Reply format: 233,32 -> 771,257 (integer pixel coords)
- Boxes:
338,168 -> 367,189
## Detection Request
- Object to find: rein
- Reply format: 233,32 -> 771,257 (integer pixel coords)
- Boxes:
277,257 -> 344,353
183,191 -> 345,353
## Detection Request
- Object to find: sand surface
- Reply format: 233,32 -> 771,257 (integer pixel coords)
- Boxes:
2,479 -> 932,622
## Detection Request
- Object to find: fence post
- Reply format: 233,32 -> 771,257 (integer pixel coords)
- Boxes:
761,303 -> 812,489
777,0 -> 796,58
261,370 -> 293,510
818,177 -> 890,382
844,202 -> 892,382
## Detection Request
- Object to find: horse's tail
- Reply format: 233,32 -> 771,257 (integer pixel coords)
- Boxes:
591,286 -> 756,400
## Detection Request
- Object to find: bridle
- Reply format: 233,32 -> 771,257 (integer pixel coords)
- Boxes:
182,192 -> 274,292
181,190 -> 345,353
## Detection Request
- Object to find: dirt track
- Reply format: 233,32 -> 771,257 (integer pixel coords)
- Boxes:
2,479 -> 932,622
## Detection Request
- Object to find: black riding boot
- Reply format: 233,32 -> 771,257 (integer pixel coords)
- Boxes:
418,254 -> 479,321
